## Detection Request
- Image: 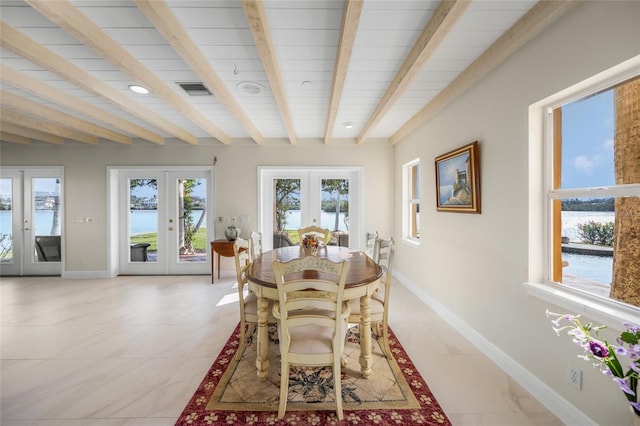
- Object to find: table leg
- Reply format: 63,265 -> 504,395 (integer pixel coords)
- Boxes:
359,293 -> 373,378
211,249 -> 215,283
217,253 -> 222,279
255,296 -> 270,379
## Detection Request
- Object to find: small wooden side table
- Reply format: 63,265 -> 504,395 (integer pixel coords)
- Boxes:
210,239 -> 240,283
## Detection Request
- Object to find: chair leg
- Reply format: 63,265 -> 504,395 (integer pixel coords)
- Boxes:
278,361 -> 289,419
381,323 -> 392,359
334,362 -> 344,420
235,322 -> 257,361
235,322 -> 247,361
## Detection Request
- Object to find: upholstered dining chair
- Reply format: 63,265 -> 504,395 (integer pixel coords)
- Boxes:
249,231 -> 263,261
365,231 -> 378,260
297,225 -> 331,246
271,256 -> 351,420
349,236 -> 395,358
233,237 -> 273,361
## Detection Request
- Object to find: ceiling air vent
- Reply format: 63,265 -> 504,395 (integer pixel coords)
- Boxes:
176,82 -> 212,96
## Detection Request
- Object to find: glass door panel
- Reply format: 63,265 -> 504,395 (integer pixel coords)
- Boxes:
32,178 -> 62,263
0,178 -> 15,267
273,178 -> 300,245
321,178 -> 349,246
129,178 -> 158,263
175,177 -> 207,264
168,173 -> 210,274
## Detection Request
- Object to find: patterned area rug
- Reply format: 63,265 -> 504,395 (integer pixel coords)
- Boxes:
175,324 -> 451,425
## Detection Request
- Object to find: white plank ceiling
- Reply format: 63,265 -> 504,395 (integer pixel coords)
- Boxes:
0,0 -> 579,147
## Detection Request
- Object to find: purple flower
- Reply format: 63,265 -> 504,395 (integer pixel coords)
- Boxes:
613,377 -> 636,396
589,340 -> 609,358
623,322 -> 640,333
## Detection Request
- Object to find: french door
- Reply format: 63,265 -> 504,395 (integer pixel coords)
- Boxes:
116,168 -> 212,275
258,167 -> 362,251
0,167 -> 63,276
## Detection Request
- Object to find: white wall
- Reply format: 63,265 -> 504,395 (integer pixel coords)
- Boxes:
393,2 -> 639,425
0,140 -> 393,274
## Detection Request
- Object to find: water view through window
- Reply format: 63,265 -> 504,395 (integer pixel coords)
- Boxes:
552,77 -> 639,306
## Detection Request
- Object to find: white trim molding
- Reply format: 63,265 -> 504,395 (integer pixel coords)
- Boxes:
394,270 -> 597,426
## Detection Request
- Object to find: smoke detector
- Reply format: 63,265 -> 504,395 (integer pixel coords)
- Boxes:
236,81 -> 264,95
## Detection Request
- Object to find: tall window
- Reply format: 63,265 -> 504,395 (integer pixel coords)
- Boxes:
547,75 -> 640,308
404,159 -> 420,241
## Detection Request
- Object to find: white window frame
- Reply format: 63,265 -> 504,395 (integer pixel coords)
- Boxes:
257,166 -> 363,251
402,158 -> 420,244
524,55 -> 640,329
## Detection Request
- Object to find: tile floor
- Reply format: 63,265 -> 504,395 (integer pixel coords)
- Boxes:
1,274 -> 563,426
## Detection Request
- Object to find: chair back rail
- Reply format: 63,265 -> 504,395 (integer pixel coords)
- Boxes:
297,226 -> 331,246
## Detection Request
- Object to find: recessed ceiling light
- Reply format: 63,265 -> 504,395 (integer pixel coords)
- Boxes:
128,84 -> 149,94
301,80 -> 313,87
342,121 -> 356,129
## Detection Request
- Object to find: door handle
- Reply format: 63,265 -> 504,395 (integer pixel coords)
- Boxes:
168,226 -> 174,231
23,227 -> 31,231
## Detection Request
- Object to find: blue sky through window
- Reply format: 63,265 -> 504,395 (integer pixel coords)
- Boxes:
561,89 -> 615,189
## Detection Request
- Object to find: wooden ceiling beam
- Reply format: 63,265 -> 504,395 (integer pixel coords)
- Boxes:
324,0 -> 363,144
1,90 -> 131,145
25,0 -> 230,145
357,0 -> 469,144
242,0 -> 297,145
1,108 -> 97,145
391,0 -> 582,144
0,20 -> 192,144
0,132 -> 30,145
0,122 -> 65,145
0,64 -> 164,144
136,0 -> 264,145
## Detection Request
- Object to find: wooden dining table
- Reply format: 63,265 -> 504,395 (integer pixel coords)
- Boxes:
246,245 -> 383,379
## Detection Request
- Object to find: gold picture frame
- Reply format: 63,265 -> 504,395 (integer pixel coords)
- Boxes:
435,141 -> 481,213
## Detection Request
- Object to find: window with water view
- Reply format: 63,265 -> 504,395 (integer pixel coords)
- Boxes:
550,76 -> 639,308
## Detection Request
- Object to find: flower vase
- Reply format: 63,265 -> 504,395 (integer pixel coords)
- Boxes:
302,246 -> 318,257
225,225 -> 240,241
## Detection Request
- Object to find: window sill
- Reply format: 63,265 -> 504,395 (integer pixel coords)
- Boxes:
524,281 -> 640,331
402,237 -> 420,247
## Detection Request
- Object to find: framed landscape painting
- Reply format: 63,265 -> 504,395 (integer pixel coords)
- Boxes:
435,141 -> 481,213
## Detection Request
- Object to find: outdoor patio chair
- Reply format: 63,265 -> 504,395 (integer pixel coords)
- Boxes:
34,235 -> 61,262
273,231 -> 295,248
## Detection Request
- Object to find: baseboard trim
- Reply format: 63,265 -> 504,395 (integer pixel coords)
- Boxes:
393,270 -> 596,426
62,270 -> 113,279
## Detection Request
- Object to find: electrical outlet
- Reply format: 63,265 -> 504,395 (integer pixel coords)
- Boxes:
568,364 -> 582,390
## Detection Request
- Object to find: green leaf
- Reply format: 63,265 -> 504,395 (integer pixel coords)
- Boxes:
621,330 -> 639,345
606,344 -> 625,378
